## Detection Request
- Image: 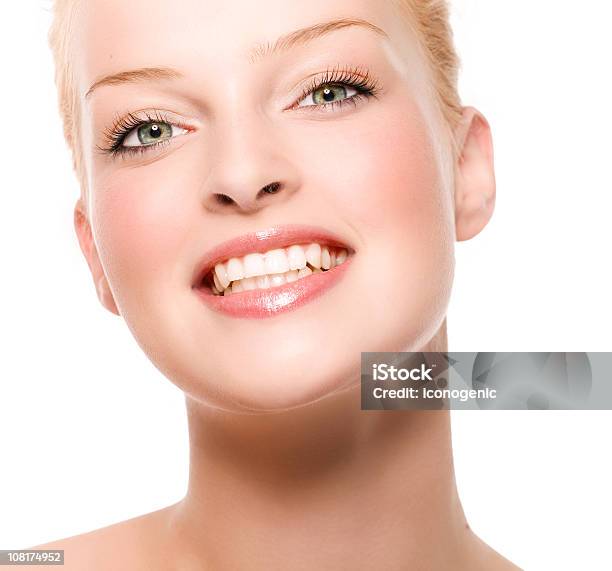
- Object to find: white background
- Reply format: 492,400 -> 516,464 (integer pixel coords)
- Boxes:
1,1 -> 611,569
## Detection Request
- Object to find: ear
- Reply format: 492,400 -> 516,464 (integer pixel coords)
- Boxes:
74,198 -> 120,315
453,106 -> 496,241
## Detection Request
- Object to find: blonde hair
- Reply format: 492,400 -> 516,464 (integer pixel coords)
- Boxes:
405,0 -> 463,131
48,0 -> 86,194
48,0 -> 462,197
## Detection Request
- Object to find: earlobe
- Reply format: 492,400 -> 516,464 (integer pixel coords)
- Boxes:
73,198 -> 120,316
453,107 -> 496,242
95,274 -> 120,316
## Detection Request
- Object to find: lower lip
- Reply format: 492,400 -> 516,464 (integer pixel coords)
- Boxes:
193,255 -> 354,319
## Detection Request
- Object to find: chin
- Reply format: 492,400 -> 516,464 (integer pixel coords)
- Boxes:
202,344 -> 363,413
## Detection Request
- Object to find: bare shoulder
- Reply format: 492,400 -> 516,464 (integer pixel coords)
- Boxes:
27,503 -> 179,571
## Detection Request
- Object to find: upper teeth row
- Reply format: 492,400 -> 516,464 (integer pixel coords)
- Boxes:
211,243 -> 348,293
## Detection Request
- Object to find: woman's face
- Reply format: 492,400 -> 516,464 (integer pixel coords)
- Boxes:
74,0 -> 456,411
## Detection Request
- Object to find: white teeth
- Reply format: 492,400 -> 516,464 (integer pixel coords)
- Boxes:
226,257 -> 244,282
214,262 -> 231,289
287,245 -> 307,271
305,243 -> 322,269
241,276 -> 258,291
213,272 -> 223,292
264,249 -> 290,275
207,243 -> 351,295
243,253 -> 266,278
269,273 -> 287,287
321,246 -> 331,270
297,267 -> 313,280
256,274 -> 271,289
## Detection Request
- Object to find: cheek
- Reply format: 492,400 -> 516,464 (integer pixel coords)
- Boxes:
300,100 -> 455,349
361,112 -> 454,270
302,100 -> 451,239
90,158 -> 198,306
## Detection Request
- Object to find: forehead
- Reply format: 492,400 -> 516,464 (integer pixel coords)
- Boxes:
73,0 -> 414,96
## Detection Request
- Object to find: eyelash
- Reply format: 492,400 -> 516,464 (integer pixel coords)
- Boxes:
97,109 -> 186,158
292,65 -> 380,112
98,66 -> 380,158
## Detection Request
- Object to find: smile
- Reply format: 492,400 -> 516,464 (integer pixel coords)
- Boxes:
192,225 -> 355,318
207,243 -> 349,296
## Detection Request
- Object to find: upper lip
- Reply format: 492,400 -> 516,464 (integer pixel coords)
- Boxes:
192,224 -> 355,287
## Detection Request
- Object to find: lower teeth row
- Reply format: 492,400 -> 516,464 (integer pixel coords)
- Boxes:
213,264 -> 327,296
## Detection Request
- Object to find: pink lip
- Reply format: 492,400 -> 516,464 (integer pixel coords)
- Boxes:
191,225 -> 355,319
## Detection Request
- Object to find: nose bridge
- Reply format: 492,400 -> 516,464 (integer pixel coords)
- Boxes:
201,101 -> 299,213
215,106 -> 269,171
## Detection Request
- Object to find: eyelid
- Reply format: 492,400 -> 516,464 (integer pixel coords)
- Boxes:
97,109 -> 195,158
296,84 -> 359,108
287,64 -> 380,110
122,123 -> 189,147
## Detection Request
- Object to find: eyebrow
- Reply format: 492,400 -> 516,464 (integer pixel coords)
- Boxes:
85,17 -> 387,99
248,17 -> 388,63
85,67 -> 183,99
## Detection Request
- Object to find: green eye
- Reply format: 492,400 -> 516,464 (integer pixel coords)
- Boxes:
122,121 -> 185,148
136,122 -> 172,145
299,83 -> 358,107
312,84 -> 349,104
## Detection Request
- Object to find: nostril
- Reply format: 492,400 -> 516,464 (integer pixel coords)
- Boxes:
259,182 -> 282,196
215,193 -> 235,205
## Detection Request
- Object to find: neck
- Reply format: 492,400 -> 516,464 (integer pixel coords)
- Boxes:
169,322 -> 475,569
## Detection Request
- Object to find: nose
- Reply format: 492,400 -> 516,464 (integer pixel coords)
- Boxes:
200,114 -> 301,214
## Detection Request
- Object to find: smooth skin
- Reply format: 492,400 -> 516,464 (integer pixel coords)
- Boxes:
35,0 -> 519,569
